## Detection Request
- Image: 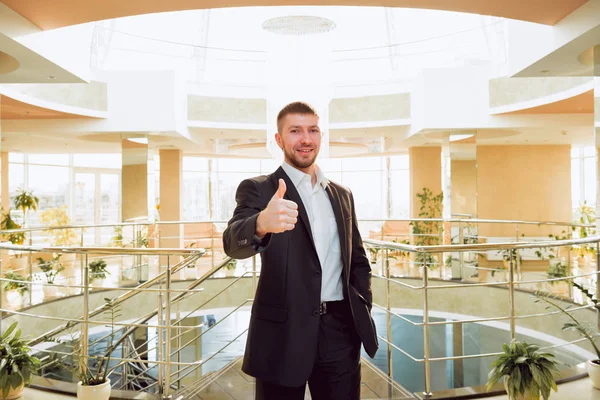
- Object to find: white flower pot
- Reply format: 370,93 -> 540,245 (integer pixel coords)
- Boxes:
0,382 -> 24,399
77,379 -> 111,400
185,267 -> 197,280
587,359 -> 600,389
43,285 -> 59,299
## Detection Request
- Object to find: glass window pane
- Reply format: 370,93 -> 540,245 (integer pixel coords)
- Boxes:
390,169 -> 410,218
319,158 -> 342,173
390,154 -> 409,170
571,158 -> 580,210
74,153 -> 122,169
260,158 -> 280,173
216,158 -> 261,172
213,172 -> 256,221
341,157 -> 382,171
583,156 -> 597,206
183,171 -> 209,221
8,163 -> 24,197
8,153 -> 24,163
183,157 -> 209,172
27,165 -> 70,226
28,154 -> 69,166
584,146 -> 596,158
74,173 -> 95,225
342,171 -> 384,219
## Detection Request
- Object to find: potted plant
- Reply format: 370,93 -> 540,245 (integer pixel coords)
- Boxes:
88,260 -> 109,286
410,188 -> 443,270
12,188 -> 39,227
224,258 -> 237,277
0,321 -> 41,399
39,206 -> 79,267
535,283 -> 600,389
35,254 -> 64,298
486,339 -> 559,400
73,297 -> 119,400
1,210 -> 27,271
2,272 -> 30,306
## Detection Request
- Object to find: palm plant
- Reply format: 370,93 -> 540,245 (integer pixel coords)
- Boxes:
0,321 -> 41,398
12,189 -> 39,227
486,340 -> 559,400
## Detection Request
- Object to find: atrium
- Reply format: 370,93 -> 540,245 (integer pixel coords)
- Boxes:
0,1 -> 599,399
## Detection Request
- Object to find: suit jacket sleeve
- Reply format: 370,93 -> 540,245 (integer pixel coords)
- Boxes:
222,178 -> 272,259
348,191 -> 373,309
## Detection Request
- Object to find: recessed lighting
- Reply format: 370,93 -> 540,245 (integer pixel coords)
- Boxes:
540,69 -> 550,74
47,76 -> 56,80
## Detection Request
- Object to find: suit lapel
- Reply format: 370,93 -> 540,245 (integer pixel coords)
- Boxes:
274,167 -> 318,255
325,184 -> 350,276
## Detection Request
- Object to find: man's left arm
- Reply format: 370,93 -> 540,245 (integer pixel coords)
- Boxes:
348,192 -> 373,309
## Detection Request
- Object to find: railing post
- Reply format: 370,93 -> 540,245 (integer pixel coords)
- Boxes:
157,273 -> 164,397
596,241 -> 600,331
384,248 -> 392,393
81,253 -> 89,378
176,298 -> 181,390
422,254 -> 432,398
121,336 -> 128,389
509,251 -> 516,340
164,255 -> 172,399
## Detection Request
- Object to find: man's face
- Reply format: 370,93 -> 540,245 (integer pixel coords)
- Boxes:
275,113 -> 321,170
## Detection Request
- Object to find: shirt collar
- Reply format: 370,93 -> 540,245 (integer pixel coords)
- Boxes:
281,161 -> 329,190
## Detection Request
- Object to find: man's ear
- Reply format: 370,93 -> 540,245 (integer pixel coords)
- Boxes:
275,132 -> 283,149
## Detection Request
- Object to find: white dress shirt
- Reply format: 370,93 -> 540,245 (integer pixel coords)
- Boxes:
281,161 -> 344,302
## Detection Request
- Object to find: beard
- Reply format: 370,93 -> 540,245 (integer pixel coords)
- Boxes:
283,145 -> 319,169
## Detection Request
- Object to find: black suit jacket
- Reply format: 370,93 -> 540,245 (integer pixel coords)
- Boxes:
222,166 -> 378,387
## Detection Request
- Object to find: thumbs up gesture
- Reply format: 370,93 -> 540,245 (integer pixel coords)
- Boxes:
256,179 -> 299,236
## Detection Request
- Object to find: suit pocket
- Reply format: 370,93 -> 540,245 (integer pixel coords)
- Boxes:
253,303 -> 288,322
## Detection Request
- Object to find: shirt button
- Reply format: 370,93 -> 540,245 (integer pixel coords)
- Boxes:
315,271 -> 321,277
312,310 -> 319,317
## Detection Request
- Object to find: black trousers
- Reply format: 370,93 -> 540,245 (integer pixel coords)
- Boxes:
255,301 -> 361,400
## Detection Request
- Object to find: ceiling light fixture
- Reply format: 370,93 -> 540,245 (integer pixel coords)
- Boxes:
47,75 -> 56,80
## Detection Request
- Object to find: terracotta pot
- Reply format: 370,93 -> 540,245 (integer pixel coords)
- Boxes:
0,382 -> 24,400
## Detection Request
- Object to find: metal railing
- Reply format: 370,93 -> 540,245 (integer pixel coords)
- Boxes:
1,218 -> 599,399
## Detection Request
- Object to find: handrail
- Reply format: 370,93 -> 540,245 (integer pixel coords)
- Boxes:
364,235 -> 600,254
1,216 -> 594,235
0,244 -> 203,256
28,252 -> 202,346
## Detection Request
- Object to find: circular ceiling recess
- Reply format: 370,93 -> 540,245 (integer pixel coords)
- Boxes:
0,51 -> 20,75
262,16 -> 336,36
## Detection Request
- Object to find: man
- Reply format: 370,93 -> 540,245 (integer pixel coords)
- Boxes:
222,101 -> 378,400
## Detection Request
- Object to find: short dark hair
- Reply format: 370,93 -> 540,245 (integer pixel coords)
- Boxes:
276,101 -> 318,132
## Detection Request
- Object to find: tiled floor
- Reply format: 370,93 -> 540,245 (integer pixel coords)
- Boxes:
184,357 -> 413,399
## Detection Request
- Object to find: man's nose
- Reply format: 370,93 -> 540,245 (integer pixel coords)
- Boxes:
299,130 -> 311,143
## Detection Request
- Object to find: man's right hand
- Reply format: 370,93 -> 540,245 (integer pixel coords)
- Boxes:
256,179 -> 298,236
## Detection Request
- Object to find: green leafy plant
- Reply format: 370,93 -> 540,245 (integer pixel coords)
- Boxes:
109,226 -> 123,247
410,188 -> 443,269
546,260 -> 568,285
535,283 -> 600,360
39,206 -> 79,247
368,247 -> 380,264
35,254 -> 64,284
1,210 -> 26,260
2,272 -> 30,296
89,260 -> 109,281
486,340 -> 559,400
225,258 -> 237,271
12,189 -> 39,225
0,321 -> 41,397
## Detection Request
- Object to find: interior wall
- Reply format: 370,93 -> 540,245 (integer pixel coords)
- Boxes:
477,145 -> 571,237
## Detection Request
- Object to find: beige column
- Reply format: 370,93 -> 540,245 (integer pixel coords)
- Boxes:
477,145 -> 571,238
1,152 -> 8,272
409,146 -> 442,218
1,152 -> 8,210
121,139 -> 148,221
159,149 -> 183,249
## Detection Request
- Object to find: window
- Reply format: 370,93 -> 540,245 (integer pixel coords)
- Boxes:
571,146 -> 596,217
